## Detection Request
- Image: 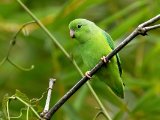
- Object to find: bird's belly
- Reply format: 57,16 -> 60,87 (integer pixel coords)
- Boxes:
79,41 -> 112,70
80,48 -> 105,69
82,54 -> 98,69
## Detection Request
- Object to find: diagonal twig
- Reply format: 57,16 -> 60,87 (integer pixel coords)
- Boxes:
44,14 -> 160,120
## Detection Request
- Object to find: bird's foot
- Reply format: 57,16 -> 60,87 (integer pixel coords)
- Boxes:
85,71 -> 92,79
101,56 -> 110,63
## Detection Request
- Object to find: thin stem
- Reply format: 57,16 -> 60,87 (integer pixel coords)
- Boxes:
26,106 -> 29,120
87,83 -> 111,120
31,91 -> 47,104
13,21 -> 36,40
16,0 -> 70,60
93,111 -> 103,120
16,0 -> 110,119
72,59 -> 84,76
15,96 -> 41,119
6,99 -> 10,120
0,57 -> 7,66
138,14 -> 160,27
72,59 -> 111,119
0,21 -> 36,71
145,24 -> 160,31
10,108 -> 26,119
7,21 -> 36,62
7,58 -> 34,71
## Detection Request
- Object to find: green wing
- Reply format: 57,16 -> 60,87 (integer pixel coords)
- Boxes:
103,31 -> 122,76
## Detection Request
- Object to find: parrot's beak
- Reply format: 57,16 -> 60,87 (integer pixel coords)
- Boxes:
70,29 -> 75,38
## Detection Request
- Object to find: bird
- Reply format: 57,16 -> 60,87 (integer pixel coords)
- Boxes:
69,18 -> 124,98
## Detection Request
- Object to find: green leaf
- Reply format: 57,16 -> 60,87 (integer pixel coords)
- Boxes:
15,89 -> 30,104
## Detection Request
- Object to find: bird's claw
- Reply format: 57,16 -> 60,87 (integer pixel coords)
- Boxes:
85,71 -> 92,79
101,56 -> 107,63
101,56 -> 110,63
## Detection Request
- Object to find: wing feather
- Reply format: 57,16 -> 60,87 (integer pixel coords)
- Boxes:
103,31 -> 122,76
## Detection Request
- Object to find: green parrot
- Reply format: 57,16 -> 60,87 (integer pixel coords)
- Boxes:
69,19 -> 124,98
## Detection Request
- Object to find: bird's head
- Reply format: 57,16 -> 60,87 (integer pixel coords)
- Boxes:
69,19 -> 97,43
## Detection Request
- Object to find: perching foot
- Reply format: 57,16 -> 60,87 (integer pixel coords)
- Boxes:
101,56 -> 110,63
85,71 -> 92,79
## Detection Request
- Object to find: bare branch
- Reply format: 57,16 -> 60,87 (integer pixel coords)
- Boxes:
44,14 -> 160,120
40,78 -> 56,119
138,14 -> 160,27
145,24 -> 160,31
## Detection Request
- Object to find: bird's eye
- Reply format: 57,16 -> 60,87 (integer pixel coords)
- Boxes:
77,24 -> 82,28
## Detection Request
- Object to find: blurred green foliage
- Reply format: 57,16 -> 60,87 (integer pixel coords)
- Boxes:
0,0 -> 160,120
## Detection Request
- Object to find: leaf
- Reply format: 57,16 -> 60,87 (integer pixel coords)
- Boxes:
2,94 -> 9,120
15,89 -> 30,104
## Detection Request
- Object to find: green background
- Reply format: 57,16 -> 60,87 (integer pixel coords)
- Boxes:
0,0 -> 160,119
